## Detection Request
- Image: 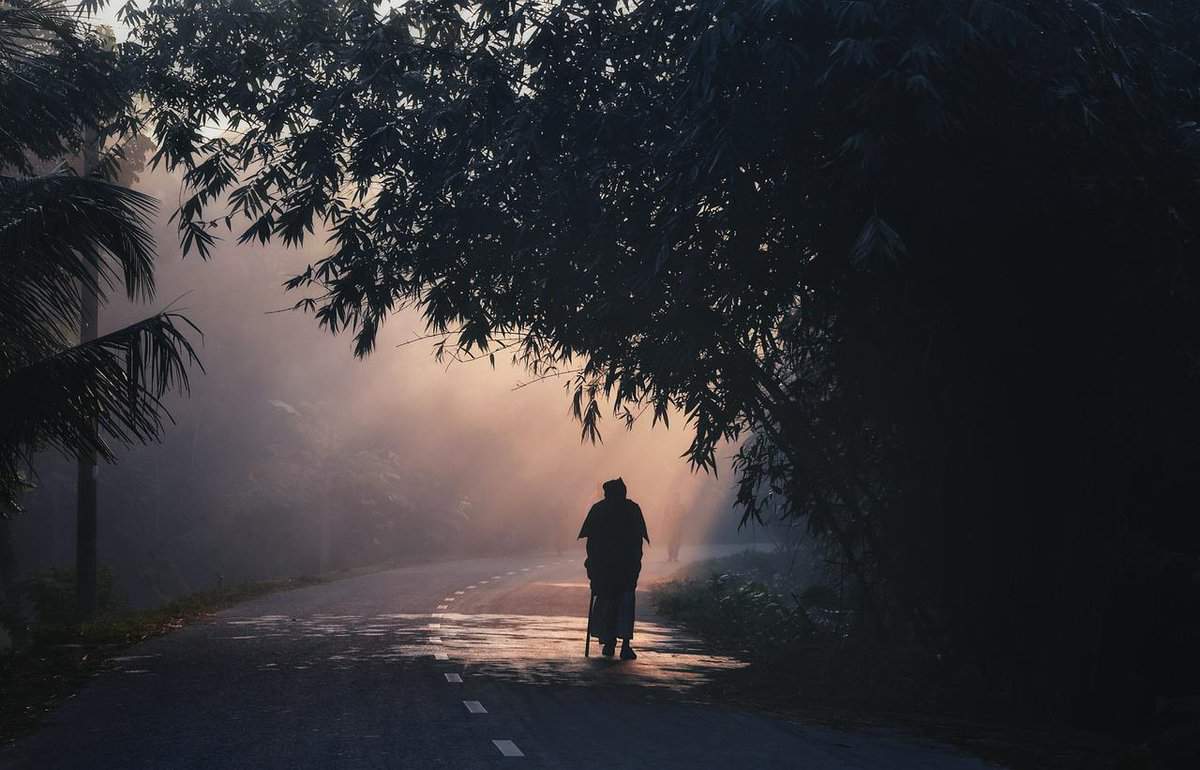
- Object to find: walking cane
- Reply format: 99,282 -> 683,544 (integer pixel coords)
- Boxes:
584,591 -> 596,657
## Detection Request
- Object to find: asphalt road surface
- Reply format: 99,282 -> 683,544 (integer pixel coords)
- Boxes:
3,546 -> 999,769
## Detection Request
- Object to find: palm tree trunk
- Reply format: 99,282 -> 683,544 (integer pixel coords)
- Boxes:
75,134 -> 100,624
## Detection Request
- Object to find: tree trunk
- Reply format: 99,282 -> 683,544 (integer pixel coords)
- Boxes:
75,133 -> 100,624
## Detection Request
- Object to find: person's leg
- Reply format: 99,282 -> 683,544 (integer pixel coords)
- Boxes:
619,637 -> 637,660
595,593 -> 619,656
617,590 -> 636,659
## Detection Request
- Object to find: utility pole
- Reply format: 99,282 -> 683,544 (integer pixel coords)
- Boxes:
75,129 -> 100,624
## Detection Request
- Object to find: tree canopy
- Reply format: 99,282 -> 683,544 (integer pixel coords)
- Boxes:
124,0 -> 1200,722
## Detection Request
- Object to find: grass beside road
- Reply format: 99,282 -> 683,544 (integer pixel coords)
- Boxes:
652,550 -> 1157,770
0,574 -> 325,746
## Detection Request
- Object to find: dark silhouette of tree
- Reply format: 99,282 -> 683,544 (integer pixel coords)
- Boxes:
0,1 -> 201,513
126,0 -> 1200,724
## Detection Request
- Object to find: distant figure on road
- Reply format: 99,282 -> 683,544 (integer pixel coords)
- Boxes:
578,477 -> 649,660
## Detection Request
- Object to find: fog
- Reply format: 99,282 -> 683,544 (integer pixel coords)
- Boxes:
8,164 -> 757,607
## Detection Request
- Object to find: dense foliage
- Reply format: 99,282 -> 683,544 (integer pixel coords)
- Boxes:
653,552 -> 956,715
125,0 -> 1200,725
0,1 -> 201,511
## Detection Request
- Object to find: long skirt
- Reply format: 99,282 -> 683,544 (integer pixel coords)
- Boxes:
590,590 -> 635,642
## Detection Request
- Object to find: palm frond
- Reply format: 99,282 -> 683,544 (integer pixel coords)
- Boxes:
0,311 -> 202,511
0,171 -> 158,361
0,1 -> 75,69
0,0 -> 129,172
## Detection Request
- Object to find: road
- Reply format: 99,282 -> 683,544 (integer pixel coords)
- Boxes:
3,546 -> 999,769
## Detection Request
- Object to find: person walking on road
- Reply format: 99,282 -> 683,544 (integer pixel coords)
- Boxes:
578,477 -> 649,660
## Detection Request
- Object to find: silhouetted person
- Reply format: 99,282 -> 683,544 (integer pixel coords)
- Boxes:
578,477 -> 649,659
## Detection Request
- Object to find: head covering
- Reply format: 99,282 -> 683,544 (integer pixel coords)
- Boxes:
602,477 -> 627,500
579,477 -> 648,545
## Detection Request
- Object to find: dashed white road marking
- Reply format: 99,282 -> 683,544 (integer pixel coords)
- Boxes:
436,605 -> 448,610
520,568 -> 530,572
493,740 -> 524,757
466,585 -> 477,589
507,571 -> 516,575
434,652 -> 449,661
536,564 -> 545,569
479,580 -> 489,584
444,673 -> 463,683
463,700 -> 488,714
454,590 -> 465,595
429,637 -> 443,643
444,597 -> 456,602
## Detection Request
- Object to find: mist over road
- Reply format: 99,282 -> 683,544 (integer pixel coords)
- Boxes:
3,547 -> 997,769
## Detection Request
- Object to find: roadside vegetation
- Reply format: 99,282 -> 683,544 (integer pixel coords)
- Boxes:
653,548 -> 1180,770
654,548 -> 978,714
